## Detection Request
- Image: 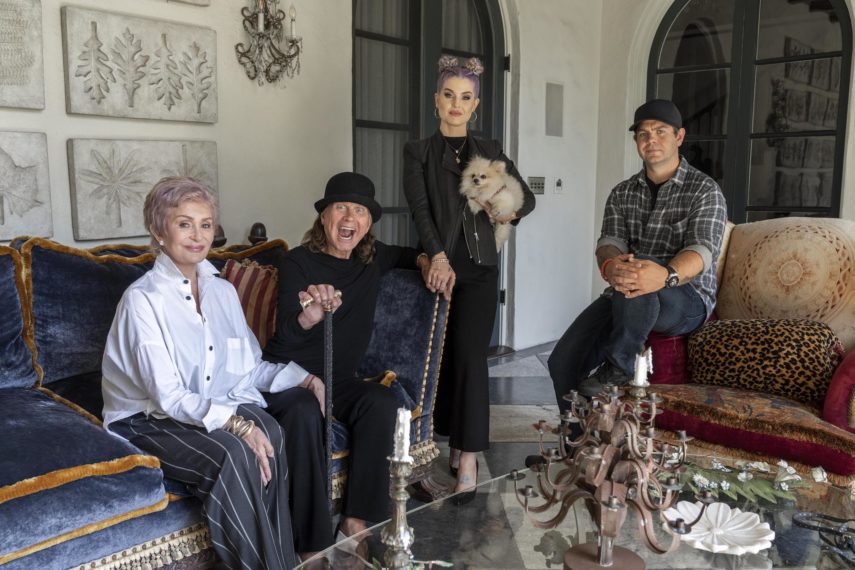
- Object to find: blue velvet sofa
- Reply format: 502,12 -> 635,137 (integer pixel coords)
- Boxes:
0,237 -> 448,569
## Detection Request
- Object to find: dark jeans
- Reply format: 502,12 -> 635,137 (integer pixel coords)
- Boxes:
548,280 -> 706,411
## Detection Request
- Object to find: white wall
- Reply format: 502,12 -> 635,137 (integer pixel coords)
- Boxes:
0,0 -> 352,248
503,0 -> 603,349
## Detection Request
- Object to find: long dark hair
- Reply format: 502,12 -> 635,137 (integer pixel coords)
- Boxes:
302,216 -> 376,264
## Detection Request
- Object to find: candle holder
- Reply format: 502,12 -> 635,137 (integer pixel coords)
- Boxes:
516,353 -> 711,570
381,408 -> 414,568
235,0 -> 302,85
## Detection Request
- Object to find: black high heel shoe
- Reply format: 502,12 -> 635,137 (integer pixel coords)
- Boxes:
450,460 -> 479,506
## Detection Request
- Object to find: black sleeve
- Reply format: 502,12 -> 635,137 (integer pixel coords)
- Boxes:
274,253 -> 314,342
403,140 -> 444,257
373,242 -> 419,272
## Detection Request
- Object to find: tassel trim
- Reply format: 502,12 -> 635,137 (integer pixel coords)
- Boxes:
0,496 -> 169,566
71,523 -> 211,570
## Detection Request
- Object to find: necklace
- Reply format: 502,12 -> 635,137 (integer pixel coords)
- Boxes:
448,136 -> 467,164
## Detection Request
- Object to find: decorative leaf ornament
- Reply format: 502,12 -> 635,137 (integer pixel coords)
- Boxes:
75,21 -> 115,104
79,146 -> 149,228
149,33 -> 183,110
111,28 -> 149,108
0,146 -> 41,226
180,42 -> 213,114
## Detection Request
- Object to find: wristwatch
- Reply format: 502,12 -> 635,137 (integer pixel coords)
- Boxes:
664,265 -> 679,288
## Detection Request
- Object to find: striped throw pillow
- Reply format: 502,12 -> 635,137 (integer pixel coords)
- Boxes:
221,259 -> 278,348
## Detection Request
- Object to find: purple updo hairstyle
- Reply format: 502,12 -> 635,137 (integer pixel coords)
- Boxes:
436,55 -> 484,97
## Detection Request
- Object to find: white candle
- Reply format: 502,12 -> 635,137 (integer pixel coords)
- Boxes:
289,5 -> 296,38
257,0 -> 265,32
632,348 -> 652,387
393,408 -> 412,461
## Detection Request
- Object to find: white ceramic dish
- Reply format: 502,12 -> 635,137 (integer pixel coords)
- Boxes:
663,501 -> 776,555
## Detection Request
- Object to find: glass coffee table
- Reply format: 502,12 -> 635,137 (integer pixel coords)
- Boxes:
300,456 -> 854,569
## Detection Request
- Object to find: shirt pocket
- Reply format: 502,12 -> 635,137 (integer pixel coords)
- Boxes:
225,337 -> 255,376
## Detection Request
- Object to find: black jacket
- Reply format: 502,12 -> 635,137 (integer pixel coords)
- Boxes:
403,131 -> 535,266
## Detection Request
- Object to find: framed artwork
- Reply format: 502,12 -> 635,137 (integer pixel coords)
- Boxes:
785,89 -> 808,123
62,6 -> 217,123
810,58 -> 831,90
0,131 -> 52,240
823,97 -> 838,128
784,37 -> 813,84
0,0 -> 45,110
776,138 -> 805,168
803,138 -> 824,169
774,171 -> 801,206
808,92 -> 827,126
67,139 -> 218,240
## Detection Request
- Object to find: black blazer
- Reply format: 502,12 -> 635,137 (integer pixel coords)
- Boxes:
403,130 -> 535,266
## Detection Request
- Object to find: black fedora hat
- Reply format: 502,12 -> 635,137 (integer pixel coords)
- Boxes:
314,172 -> 382,222
629,99 -> 682,131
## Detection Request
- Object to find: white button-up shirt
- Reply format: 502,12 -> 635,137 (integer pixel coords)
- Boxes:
102,253 -> 308,434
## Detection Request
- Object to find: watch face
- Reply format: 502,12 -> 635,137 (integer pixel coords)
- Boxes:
666,275 -> 679,288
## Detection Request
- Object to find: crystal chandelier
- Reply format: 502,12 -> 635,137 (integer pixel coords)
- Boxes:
235,0 -> 302,85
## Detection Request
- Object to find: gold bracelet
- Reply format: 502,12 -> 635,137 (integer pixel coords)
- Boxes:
431,257 -> 450,264
225,415 -> 244,434
236,419 -> 255,439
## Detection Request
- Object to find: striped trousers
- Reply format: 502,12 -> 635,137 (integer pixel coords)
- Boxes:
112,405 -> 298,570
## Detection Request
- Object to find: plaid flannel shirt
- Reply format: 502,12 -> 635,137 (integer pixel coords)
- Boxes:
597,157 -> 727,317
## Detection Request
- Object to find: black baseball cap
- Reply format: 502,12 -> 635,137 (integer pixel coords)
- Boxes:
629,99 -> 682,131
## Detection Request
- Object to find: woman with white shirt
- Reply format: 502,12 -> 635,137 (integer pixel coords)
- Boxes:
101,177 -> 320,569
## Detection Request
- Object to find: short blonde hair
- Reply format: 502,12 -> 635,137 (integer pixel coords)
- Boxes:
143,177 -> 218,249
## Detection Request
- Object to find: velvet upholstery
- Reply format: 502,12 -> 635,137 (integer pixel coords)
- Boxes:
0,389 -> 166,565
22,239 -> 155,385
0,247 -> 36,389
824,348 -> 855,432
654,383 -> 855,479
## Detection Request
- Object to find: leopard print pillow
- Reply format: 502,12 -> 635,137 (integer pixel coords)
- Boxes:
688,319 -> 844,407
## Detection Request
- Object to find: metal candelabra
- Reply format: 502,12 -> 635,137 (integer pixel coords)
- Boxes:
381,408 -> 415,568
235,0 -> 302,85
515,370 -> 711,570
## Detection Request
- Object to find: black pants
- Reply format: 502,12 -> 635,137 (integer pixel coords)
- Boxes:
112,405 -> 298,570
433,240 -> 498,452
266,381 -> 397,526
264,387 -> 333,553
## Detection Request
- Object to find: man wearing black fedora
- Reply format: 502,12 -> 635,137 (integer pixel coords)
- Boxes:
262,172 -> 432,555
548,99 -> 727,403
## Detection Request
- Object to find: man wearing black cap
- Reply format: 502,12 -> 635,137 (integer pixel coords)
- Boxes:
261,172 -> 433,555
548,99 -> 727,402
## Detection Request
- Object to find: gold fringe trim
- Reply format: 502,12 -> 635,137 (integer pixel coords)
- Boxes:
409,440 -> 439,467
0,454 -> 161,505
0,246 -> 38,386
659,389 -> 855,454
72,523 -> 210,570
37,386 -> 102,426
331,471 -> 348,500
206,239 -> 289,261
331,449 -> 351,460
0,496 -> 170,566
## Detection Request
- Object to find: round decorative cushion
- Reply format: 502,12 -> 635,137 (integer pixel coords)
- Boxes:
716,217 -> 855,352
688,318 -> 843,407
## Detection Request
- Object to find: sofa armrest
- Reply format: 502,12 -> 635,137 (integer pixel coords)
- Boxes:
824,348 -> 855,433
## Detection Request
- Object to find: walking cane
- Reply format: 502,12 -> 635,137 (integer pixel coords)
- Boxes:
301,290 -> 341,506
323,305 -> 334,505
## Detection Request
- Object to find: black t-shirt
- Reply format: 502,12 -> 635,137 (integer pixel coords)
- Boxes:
262,242 -> 418,384
644,174 -> 665,210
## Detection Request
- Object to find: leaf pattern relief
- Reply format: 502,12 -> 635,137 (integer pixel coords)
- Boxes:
0,146 -> 41,226
74,21 -> 115,104
162,144 -> 211,187
149,33 -> 183,111
111,28 -> 149,108
180,42 -> 213,114
79,147 -> 149,228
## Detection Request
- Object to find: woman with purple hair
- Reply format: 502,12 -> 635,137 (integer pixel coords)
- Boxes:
101,177 -> 322,569
403,57 -> 536,500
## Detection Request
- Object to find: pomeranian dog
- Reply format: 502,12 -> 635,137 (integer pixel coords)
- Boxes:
459,156 -> 525,251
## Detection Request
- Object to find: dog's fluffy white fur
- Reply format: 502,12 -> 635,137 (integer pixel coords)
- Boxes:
459,156 -> 524,251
